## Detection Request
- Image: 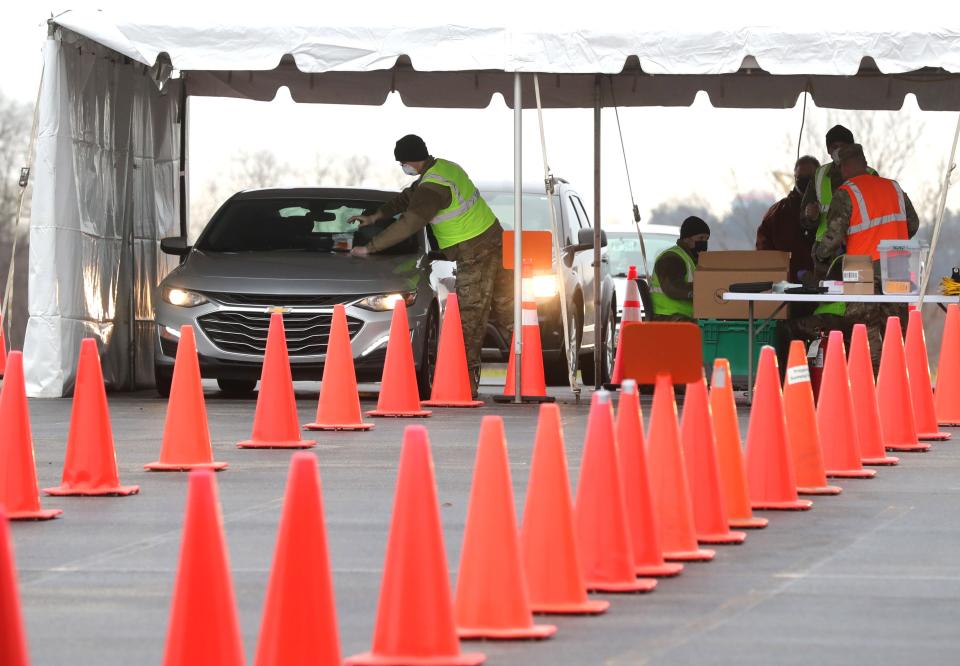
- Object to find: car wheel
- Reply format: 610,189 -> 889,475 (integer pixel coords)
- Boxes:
217,378 -> 257,397
155,366 -> 172,398
416,305 -> 440,400
581,304 -> 615,386
545,305 -> 582,386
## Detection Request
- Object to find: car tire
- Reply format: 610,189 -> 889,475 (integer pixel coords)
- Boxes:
581,303 -> 616,387
545,304 -> 582,386
416,305 -> 440,400
155,366 -> 172,398
217,378 -> 257,397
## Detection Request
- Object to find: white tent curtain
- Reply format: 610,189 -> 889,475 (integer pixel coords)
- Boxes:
23,34 -> 180,397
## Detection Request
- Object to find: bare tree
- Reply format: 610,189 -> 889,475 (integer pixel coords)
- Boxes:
230,149 -> 291,190
342,155 -> 371,186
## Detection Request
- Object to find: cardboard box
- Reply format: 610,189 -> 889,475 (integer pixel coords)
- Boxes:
842,255 -> 874,283
693,251 -> 790,320
843,281 -> 875,295
820,280 -> 844,295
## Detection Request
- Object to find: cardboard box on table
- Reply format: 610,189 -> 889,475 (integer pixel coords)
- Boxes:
693,251 -> 790,320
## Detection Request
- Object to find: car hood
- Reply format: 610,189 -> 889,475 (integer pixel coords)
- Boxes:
164,250 -> 424,295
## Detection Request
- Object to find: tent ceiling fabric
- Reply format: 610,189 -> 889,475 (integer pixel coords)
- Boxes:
51,11 -> 960,110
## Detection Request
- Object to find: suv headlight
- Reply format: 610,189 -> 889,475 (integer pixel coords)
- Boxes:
354,291 -> 417,312
532,275 -> 558,298
162,287 -> 208,307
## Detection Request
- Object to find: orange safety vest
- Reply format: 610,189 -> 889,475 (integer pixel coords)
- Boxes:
839,174 -> 909,260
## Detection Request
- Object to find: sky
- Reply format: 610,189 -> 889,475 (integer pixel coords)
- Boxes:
2,1 -> 958,237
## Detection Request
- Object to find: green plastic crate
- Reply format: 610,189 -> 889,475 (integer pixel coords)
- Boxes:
698,319 -> 778,382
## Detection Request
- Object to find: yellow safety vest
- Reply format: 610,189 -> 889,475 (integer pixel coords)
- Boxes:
651,245 -> 696,318
420,159 -> 497,249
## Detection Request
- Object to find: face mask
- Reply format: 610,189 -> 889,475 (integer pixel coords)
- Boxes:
830,150 -> 840,164
694,240 -> 709,253
796,175 -> 812,193
401,164 -> 419,176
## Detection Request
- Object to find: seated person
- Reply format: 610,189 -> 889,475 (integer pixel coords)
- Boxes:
650,216 -> 710,322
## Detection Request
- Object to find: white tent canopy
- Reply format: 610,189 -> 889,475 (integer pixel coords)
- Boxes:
23,9 -> 960,396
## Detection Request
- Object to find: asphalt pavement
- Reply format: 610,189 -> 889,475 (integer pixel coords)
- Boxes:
10,378 -> 960,665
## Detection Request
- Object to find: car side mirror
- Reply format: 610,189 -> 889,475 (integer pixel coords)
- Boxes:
160,237 -> 191,256
575,228 -> 608,248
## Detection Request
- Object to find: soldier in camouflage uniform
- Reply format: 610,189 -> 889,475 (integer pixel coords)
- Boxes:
814,144 -> 919,371
350,135 -> 512,397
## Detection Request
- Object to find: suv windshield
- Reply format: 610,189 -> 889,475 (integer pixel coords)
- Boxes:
484,191 -> 562,232
197,198 -> 420,255
607,234 -> 678,277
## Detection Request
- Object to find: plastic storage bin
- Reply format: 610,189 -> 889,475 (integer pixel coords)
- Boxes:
699,319 -> 778,384
878,239 -> 927,295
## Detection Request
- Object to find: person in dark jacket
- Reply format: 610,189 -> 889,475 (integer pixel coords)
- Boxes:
756,155 -> 821,283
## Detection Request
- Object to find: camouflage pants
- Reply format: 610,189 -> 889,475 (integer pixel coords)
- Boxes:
844,302 -> 908,373
444,223 -> 514,394
777,313 -> 847,373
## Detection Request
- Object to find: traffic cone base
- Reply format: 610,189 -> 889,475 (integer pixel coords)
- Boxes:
917,430 -> 951,441
698,530 -> 746,545
886,442 -> 930,452
423,399 -> 484,408
751,499 -> 812,511
145,461 -> 229,472
825,469 -> 876,479
367,408 -> 433,418
304,421 -> 374,431
587,578 -> 657,593
862,455 -> 900,466
664,548 -> 715,562
44,484 -> 139,497
458,625 -> 556,641
797,484 -> 842,496
7,508 -> 62,521
345,654 -> 486,666
530,599 -> 609,615
237,438 -> 315,449
729,516 -> 769,529
636,561 -> 685,578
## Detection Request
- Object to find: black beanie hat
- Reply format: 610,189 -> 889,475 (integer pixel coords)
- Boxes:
825,124 -> 855,147
394,134 -> 430,162
679,216 -> 710,239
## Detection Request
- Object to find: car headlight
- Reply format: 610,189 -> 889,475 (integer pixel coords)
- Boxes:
354,291 -> 417,312
531,275 -> 558,299
162,287 -> 208,307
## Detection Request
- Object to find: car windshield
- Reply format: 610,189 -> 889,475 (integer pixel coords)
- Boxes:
484,191 -> 562,232
607,233 -> 678,277
196,198 -> 420,255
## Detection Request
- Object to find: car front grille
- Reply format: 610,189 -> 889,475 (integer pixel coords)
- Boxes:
197,310 -> 363,357
199,292 -> 371,308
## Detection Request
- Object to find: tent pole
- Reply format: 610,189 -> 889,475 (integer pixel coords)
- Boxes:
918,112 -> 960,307
593,76 -> 602,389
513,72 -> 523,403
178,80 -> 189,239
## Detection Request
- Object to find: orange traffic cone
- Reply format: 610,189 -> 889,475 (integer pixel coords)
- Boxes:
0,507 -> 29,666
905,310 -> 951,441
367,302 -> 432,418
44,339 -> 140,496
575,391 -> 658,591
681,374 -> 746,545
610,265 -> 643,385
617,380 -> 684,576
162,469 -> 244,666
848,325 -> 900,466
305,304 -> 373,430
877,317 -> 930,452
817,331 -> 876,479
455,417 -> 556,639
146,326 -> 228,471
254,453 -> 341,666
708,360 -> 768,529
745,347 -> 813,511
0,352 -> 61,520
238,313 -> 315,449
934,303 -> 960,426
520,404 -> 609,615
423,294 -> 483,407
498,260 -> 553,403
647,375 -> 716,561
346,426 -> 484,666
782,341 -> 843,494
